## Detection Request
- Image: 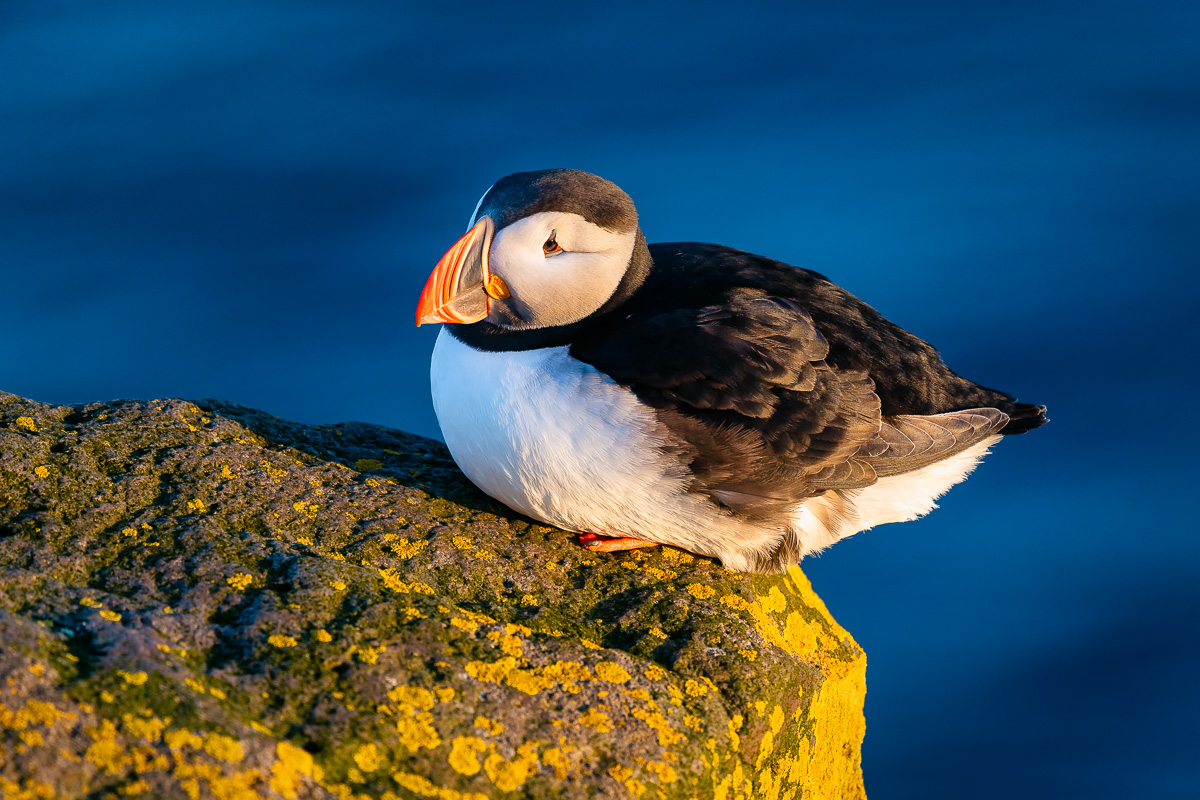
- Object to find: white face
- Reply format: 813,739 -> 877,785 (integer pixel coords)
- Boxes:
485,211 -> 636,329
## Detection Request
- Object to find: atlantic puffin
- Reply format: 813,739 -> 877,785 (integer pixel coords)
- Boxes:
416,169 -> 1046,574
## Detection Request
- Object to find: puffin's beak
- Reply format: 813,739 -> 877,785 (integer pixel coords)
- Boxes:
415,216 -> 498,326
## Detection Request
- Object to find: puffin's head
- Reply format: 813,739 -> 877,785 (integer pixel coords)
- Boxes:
415,169 -> 646,330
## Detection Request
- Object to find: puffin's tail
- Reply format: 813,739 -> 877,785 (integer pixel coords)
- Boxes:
999,402 -> 1048,435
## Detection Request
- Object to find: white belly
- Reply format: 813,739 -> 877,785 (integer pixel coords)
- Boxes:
431,330 -> 663,533
429,329 -> 765,561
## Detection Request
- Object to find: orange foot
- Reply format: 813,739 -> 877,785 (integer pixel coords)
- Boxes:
578,532 -> 659,552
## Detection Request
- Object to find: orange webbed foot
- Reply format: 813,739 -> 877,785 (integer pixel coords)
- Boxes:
578,532 -> 660,552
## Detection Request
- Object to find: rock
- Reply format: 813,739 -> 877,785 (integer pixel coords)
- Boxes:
0,391 -> 866,799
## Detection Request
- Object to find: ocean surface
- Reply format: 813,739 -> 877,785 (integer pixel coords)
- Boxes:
2,1 -> 1198,796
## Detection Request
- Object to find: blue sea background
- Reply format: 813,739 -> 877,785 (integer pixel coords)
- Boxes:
2,1 -> 1197,796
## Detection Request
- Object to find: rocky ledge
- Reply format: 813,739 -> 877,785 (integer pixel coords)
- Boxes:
0,391 -> 866,800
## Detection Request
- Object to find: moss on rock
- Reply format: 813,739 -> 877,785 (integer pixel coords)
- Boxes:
0,391 -> 866,799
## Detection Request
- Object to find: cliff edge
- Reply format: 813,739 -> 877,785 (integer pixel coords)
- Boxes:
0,391 -> 866,800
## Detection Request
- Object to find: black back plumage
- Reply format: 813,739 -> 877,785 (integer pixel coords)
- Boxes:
609,243 -> 1047,432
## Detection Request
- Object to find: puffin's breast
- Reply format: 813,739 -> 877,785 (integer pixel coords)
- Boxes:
430,328 -> 684,535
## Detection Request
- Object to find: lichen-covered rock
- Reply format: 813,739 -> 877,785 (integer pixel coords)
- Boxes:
0,390 -> 866,800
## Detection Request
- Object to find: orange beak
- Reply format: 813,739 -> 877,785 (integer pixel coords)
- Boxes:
415,217 -> 498,326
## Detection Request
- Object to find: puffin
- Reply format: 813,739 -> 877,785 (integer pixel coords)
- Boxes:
415,169 -> 1046,574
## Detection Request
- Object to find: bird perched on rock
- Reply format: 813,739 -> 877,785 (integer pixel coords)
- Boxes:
416,169 -> 1046,573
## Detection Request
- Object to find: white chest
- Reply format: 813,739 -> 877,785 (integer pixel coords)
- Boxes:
429,329 -> 681,536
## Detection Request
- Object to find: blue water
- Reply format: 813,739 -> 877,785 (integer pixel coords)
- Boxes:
2,1 -> 1197,796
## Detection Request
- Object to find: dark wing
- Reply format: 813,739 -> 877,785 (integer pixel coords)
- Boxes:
570,243 -> 1026,518
571,286 -> 884,517
640,243 -> 1047,434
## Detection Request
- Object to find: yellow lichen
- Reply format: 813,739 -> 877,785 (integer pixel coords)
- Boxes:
33,465 -> 50,479
625,688 -> 653,704
519,594 -> 537,606
474,715 -> 504,735
80,597 -> 103,608
328,580 -> 347,591
486,631 -> 523,657
353,742 -> 384,772
761,586 -> 787,613
484,742 -> 539,792
595,661 -> 631,684
226,572 -> 253,591
450,617 -> 479,634
120,778 -> 150,795
727,713 -> 744,755
738,649 -> 759,662
122,712 -> 167,742
84,720 -> 129,774
608,764 -> 646,797
581,638 -> 602,650
16,416 -> 37,431
316,629 -> 333,642
355,458 -> 383,471
686,583 -> 716,600
270,740 -> 318,799
720,593 -> 749,610
388,686 -> 436,710
465,657 -> 517,685
186,499 -> 207,513
385,537 -> 428,559
165,729 -> 203,751
451,536 -> 473,550
465,657 -> 592,695
577,708 -> 613,733
542,745 -> 573,780
268,635 -> 298,648
784,609 -> 822,654
357,644 -> 385,664
448,736 -> 487,775
685,678 -> 709,697
99,609 -> 122,622
118,670 -> 148,685
644,664 -> 666,681
630,707 -> 684,746
390,771 -> 488,800
202,732 -> 244,763
769,704 -> 785,733
396,710 -> 442,752
647,760 -> 679,784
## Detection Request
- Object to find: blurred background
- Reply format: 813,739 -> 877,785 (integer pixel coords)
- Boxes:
2,0 -> 1197,796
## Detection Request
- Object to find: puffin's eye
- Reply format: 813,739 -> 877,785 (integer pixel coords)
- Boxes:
542,233 -> 563,256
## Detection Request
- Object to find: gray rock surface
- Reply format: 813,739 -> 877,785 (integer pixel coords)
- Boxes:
0,391 -> 866,799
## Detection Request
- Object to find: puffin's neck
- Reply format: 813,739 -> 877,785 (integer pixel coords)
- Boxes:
447,228 -> 653,353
